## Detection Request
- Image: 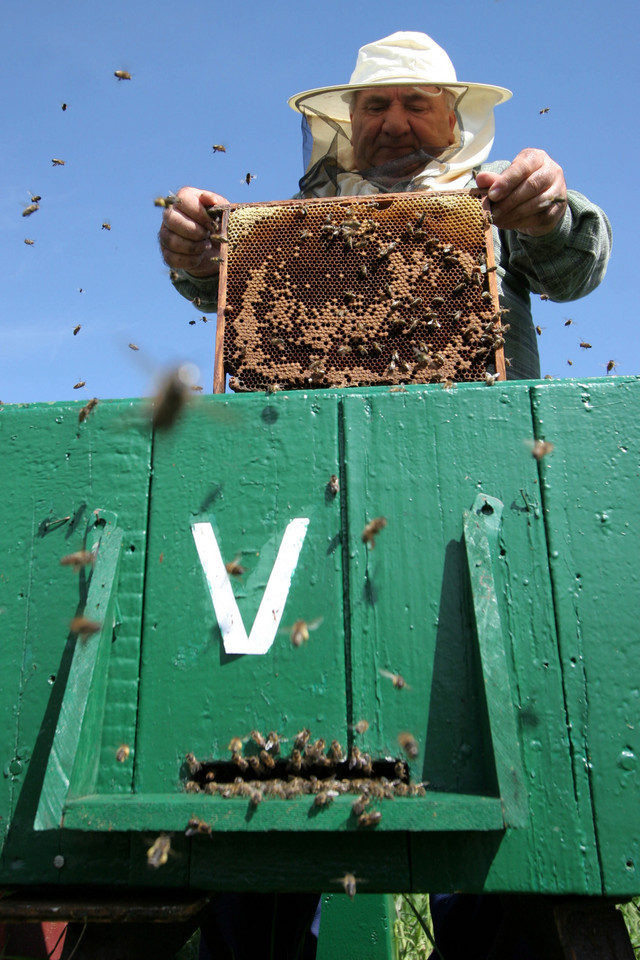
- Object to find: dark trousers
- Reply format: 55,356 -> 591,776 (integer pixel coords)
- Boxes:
198,892 -> 320,960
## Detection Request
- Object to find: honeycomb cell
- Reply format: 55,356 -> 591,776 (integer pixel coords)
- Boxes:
219,192 -> 504,392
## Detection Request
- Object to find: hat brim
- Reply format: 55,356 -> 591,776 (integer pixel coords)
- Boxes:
288,80 -> 512,123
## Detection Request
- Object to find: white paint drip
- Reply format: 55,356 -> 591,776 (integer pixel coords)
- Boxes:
191,519 -> 309,655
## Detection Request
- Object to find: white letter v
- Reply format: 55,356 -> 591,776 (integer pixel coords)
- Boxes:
191,519 -> 309,655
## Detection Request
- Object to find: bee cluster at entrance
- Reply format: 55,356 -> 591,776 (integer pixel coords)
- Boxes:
221,191 -> 505,392
182,728 -> 427,826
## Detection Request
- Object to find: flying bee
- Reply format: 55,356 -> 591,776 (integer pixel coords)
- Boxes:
536,326 -> 544,336
101,222 -> 111,230
397,732 -> 419,760
362,516 -> 386,549
564,318 -> 575,326
116,744 -> 130,763
379,669 -> 410,691
70,616 -> 101,639
78,397 -> 98,422
357,810 -> 382,828
60,550 -> 94,572
539,107 -> 550,114
114,70 -> 132,80
154,195 -> 179,208
539,294 -> 550,301
185,817 -> 212,837
244,173 -> 256,185
531,439 -> 555,460
606,360 -> 618,374
249,787 -> 263,808
212,144 -> 227,153
51,158 -> 65,166
24,238 -> 35,245
225,556 -> 247,577
30,193 -> 42,203
228,736 -> 243,754
151,368 -> 191,430
22,203 -> 39,217
567,359 -> 573,366
484,372 -> 500,386
147,834 -> 171,868
327,474 -> 340,496
351,720 -> 369,735
286,617 -> 323,648
579,341 -> 592,349
73,380 -> 86,390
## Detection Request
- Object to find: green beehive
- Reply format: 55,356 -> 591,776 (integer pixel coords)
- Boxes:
1,377 -> 639,919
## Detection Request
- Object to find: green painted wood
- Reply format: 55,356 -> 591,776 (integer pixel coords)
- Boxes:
35,517 -> 123,829
317,893 -> 396,960
531,376 -> 640,898
463,495 -> 528,828
0,399 -> 151,886
134,393 -> 348,799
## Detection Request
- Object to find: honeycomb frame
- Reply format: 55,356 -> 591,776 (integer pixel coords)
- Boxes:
213,191 -> 504,393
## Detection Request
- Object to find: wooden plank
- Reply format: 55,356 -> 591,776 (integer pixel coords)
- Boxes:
0,399 -> 151,886
531,376 -> 640,898
341,381 -> 596,893
134,393 -> 348,802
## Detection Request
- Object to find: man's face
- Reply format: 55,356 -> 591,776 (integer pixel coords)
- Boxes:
350,85 -> 456,173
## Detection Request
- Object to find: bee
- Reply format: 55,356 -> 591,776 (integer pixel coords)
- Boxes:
249,787 -> 263,808
314,790 -> 337,807
579,341 -> 592,349
225,556 -> 247,577
351,795 -> 370,817
51,158 -> 65,166
539,294 -> 550,301
78,397 -> 98,422
343,290 -> 356,304
24,238 -> 35,245
30,194 -> 42,203
101,222 -> 112,231
185,817 -> 212,837
357,810 -> 382,828
351,720 -> 369,735
387,353 -> 398,374
452,283 -> 467,296
362,516 -> 386,549
147,834 -> 171,868
348,745 -> 362,770
73,381 -> 86,391
208,233 -> 228,245
606,360 -> 618,374
73,322 -> 81,334
299,229 -> 311,240
114,70 -> 132,80
296,206 -> 308,218
116,744 -> 130,763
431,296 -> 444,308
212,144 -> 227,153
287,749 -> 303,774
60,550 -> 94,572
328,740 -> 343,762
70,616 -> 101,639
294,728 -> 311,751
259,750 -> 276,770
127,343 -> 140,352
244,173 -> 256,185
567,359 -> 573,367
397,732 -> 419,760
61,102 -> 67,111
327,474 -> 340,497
535,326 -> 544,336
531,440 -> 555,460
540,195 -> 567,209
377,241 -> 397,258
152,368 -> 190,430
154,195 -> 178,208
22,203 -> 39,217
184,780 -> 202,793
265,732 -> 282,753
484,372 -> 500,386
232,751 -> 249,774
357,264 -> 368,279
379,669 -> 410,690
250,730 -> 267,749
184,752 -> 202,776
288,617 -> 323,647
305,739 -> 327,763
539,107 -> 550,114
564,318 -> 574,326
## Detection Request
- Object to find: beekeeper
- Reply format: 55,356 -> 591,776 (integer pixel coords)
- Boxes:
159,31 -> 611,380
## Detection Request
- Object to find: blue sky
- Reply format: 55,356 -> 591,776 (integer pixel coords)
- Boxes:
1,0 -> 635,404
